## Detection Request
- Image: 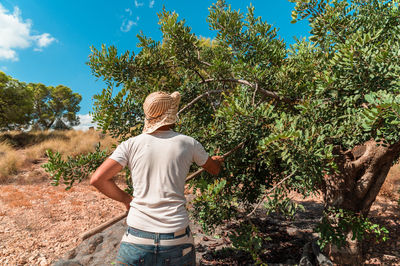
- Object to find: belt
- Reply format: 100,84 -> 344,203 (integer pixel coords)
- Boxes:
121,226 -> 194,246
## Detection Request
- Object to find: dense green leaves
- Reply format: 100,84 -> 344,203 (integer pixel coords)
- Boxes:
42,144 -> 109,190
28,83 -> 82,130
0,72 -> 33,130
315,207 -> 389,249
0,71 -> 82,131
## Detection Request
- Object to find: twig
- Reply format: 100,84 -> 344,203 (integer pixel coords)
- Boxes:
194,43 -> 212,67
191,68 -> 206,83
246,171 -> 296,217
177,90 -> 223,116
186,141 -> 245,182
200,78 -> 295,103
252,83 -> 259,106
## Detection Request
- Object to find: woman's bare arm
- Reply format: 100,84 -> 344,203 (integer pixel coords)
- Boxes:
90,158 -> 132,210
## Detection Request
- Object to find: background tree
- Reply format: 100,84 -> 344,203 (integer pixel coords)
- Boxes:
0,72 -> 82,131
28,83 -> 82,130
0,72 -> 33,130
44,0 -> 400,264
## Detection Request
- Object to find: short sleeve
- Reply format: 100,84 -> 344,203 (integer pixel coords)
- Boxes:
109,140 -> 129,168
193,139 -> 209,166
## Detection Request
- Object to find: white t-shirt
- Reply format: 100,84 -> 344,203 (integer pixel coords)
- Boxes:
109,130 -> 209,233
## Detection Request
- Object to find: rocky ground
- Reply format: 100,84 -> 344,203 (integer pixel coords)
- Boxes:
0,166 -> 126,266
0,166 -> 399,265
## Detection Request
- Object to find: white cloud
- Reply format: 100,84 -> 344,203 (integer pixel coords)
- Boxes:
0,3 -> 56,61
35,33 -> 56,48
149,0 -> 155,8
120,19 -> 137,32
73,114 -> 98,131
125,8 -> 132,16
0,48 -> 17,61
134,0 -> 144,7
120,16 -> 139,33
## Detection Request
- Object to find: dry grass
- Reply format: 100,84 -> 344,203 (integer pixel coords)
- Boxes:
0,130 -> 117,184
24,130 -> 116,161
0,142 -> 25,183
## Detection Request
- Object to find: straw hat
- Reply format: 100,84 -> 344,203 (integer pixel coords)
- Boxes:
142,91 -> 181,134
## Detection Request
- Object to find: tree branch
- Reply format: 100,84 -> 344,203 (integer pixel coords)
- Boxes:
247,171 -> 296,217
194,43 -> 212,67
185,141 -> 245,182
200,78 -> 295,103
191,68 -> 206,83
252,83 -> 258,106
349,143 -> 373,170
177,90 -> 223,116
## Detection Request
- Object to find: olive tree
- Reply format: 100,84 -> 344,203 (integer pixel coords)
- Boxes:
44,0 -> 400,264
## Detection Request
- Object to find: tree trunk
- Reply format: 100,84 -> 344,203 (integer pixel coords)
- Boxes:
322,139 -> 400,264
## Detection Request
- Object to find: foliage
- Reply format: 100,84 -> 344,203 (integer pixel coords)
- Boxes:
315,207 -> 389,249
0,71 -> 82,131
191,178 -> 236,232
28,83 -> 82,130
0,72 -> 33,130
263,190 -> 305,218
229,223 -> 267,265
42,143 -> 109,190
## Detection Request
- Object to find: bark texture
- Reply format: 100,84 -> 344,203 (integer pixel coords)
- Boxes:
322,139 -> 400,264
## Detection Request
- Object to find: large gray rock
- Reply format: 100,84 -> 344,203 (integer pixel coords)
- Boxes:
53,220 -> 126,266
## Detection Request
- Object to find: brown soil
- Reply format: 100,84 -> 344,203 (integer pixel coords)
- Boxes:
0,162 -> 399,265
0,165 -> 126,266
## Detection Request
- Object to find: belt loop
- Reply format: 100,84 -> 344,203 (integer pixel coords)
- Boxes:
186,226 -> 190,237
154,233 -> 160,244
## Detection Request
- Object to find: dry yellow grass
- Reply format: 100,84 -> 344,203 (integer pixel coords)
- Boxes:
24,130 -> 116,161
0,142 -> 25,183
0,130 -> 117,184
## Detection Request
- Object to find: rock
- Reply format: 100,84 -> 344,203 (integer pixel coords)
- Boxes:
52,220 -> 126,266
312,241 -> 333,266
383,254 -> 397,261
53,260 -> 83,266
286,227 -> 300,237
299,242 -> 312,266
38,257 -> 48,266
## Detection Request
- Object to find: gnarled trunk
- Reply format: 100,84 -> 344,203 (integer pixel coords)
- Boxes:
322,139 -> 400,264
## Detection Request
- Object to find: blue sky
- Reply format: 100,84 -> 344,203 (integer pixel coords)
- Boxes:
0,0 -> 310,129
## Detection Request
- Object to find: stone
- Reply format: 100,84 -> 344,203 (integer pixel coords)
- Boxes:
52,220 -> 125,266
38,257 -> 48,266
383,254 -> 397,261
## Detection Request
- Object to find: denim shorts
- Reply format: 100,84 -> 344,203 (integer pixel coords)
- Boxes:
115,227 -> 196,266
